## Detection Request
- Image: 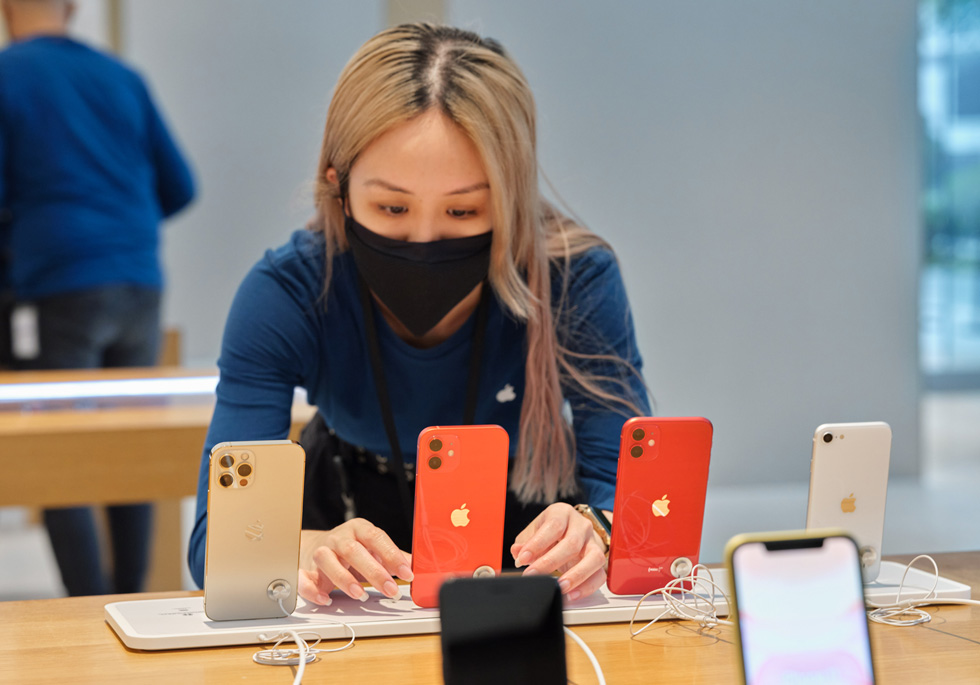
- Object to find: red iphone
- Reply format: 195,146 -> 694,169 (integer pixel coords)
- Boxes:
410,424 -> 509,608
606,416 -> 713,595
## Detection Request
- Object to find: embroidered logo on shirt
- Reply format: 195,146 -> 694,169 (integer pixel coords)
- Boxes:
496,383 -> 517,403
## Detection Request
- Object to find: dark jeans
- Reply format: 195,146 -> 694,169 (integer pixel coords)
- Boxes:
13,285 -> 162,596
298,413 -> 578,569
0,288 -> 13,368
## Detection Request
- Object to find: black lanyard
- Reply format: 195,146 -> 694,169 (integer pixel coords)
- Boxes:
358,276 -> 491,521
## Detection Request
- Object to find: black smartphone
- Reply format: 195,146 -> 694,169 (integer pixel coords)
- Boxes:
438,575 -> 566,685
726,530 -> 876,685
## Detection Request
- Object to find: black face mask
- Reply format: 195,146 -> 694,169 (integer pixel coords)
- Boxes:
344,214 -> 492,338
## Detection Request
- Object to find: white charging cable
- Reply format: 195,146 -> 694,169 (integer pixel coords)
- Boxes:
866,554 -> 980,627
250,596 -> 356,685
629,564 -> 734,637
563,626 -> 606,685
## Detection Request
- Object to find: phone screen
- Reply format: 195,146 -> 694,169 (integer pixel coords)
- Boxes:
731,536 -> 875,685
439,576 -> 566,685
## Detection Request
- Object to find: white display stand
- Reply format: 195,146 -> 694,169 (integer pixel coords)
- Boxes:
105,562 -> 970,651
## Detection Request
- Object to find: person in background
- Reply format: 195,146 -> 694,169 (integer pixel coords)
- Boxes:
188,24 -> 648,605
0,0 -> 196,595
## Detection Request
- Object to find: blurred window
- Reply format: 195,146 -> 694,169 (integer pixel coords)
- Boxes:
920,0 -> 980,387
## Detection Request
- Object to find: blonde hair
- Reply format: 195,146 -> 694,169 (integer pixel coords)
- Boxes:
312,24 -> 644,503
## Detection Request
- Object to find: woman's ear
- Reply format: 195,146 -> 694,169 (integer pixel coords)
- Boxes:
326,167 -> 348,215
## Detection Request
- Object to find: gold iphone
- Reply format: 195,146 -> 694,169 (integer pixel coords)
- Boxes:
204,440 -> 305,621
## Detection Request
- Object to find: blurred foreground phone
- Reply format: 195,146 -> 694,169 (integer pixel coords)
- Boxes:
726,530 -> 876,685
806,422 -> 891,583
411,425 -> 509,608
204,440 -> 305,621
439,575 -> 566,685
607,416 -> 713,594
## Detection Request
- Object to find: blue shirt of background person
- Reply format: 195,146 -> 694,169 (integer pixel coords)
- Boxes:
0,32 -> 194,299
0,0 -> 195,598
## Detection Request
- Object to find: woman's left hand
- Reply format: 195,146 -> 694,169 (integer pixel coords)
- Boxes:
510,502 -> 607,601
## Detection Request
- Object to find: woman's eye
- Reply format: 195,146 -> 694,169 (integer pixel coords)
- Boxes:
380,205 -> 407,216
447,208 -> 475,218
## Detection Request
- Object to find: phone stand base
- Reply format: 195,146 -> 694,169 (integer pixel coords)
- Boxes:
105,561 -> 970,651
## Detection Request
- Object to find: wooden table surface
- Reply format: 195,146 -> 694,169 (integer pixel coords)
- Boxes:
0,367 -> 315,591
0,552 -> 976,684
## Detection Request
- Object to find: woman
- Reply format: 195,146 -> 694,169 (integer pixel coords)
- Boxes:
188,23 -> 648,605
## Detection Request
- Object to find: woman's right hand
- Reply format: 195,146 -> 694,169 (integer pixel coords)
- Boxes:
297,519 -> 413,606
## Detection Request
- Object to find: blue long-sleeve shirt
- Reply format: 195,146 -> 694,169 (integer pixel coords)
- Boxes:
188,229 -> 648,588
0,36 -> 195,299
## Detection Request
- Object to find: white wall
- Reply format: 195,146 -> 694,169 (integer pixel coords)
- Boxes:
122,0 -> 382,370
70,0 -> 110,49
122,0 -> 921,486
448,0 -> 921,484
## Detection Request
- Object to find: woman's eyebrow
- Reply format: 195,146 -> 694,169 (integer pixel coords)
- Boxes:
364,178 -> 412,194
363,178 -> 490,196
446,182 -> 490,196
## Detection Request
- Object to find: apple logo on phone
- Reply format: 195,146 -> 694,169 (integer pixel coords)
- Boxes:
245,520 -> 264,541
651,495 -> 670,517
451,504 -> 471,527
840,493 -> 856,513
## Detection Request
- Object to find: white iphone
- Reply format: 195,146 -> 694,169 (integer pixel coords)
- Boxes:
805,422 -> 891,583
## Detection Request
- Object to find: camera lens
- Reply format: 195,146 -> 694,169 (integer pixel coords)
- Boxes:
219,454 -> 234,469
237,463 -> 252,477
219,473 -> 233,488
429,439 -> 443,452
428,455 -> 442,470
632,428 -> 645,441
823,432 -> 833,443
630,445 -> 643,458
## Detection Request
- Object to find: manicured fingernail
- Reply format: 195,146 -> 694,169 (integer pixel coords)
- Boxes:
349,584 -> 367,601
523,567 -> 540,577
516,552 -> 531,567
316,593 -> 332,606
397,564 -> 414,581
568,590 -> 581,602
383,580 -> 401,599
558,579 -> 571,594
